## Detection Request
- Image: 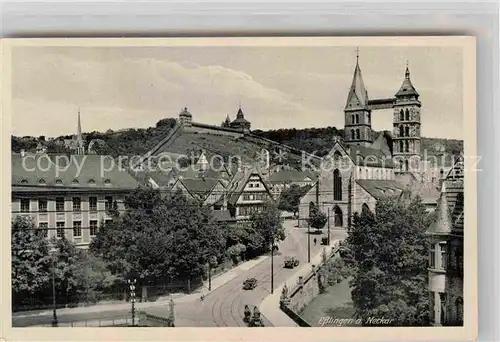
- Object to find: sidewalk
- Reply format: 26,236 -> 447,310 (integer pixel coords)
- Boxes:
259,239 -> 341,327
13,255 -> 269,319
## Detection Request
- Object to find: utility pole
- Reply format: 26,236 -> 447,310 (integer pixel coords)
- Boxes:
327,207 -> 331,245
128,279 -> 136,326
271,237 -> 274,294
307,221 -> 311,263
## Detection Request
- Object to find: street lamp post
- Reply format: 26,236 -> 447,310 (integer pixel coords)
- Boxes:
270,237 -> 274,294
307,221 -> 311,263
327,207 -> 331,245
128,279 -> 136,326
50,248 -> 58,327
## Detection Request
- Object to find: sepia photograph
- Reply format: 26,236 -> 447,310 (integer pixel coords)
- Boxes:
2,37 -> 476,340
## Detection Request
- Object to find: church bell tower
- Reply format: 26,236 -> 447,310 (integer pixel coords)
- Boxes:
392,62 -> 421,172
343,49 -> 372,147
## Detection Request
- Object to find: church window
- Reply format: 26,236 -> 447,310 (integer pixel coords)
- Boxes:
399,141 -> 404,152
405,108 -> 410,121
333,169 -> 342,201
356,129 -> 360,139
405,141 -> 410,152
355,114 -> 359,124
399,125 -> 404,137
405,126 -> 410,137
334,206 -> 343,227
405,160 -> 409,171
400,109 -> 404,121
352,116 -> 355,124
351,129 -> 355,140
368,112 -> 371,124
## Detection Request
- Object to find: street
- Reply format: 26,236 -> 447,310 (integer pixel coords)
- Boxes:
12,221 -> 346,327
147,221 -> 346,327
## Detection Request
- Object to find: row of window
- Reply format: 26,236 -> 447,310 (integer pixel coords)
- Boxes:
350,113 -> 371,125
242,193 -> 269,201
247,182 -> 262,188
20,178 -> 112,185
350,129 -> 361,140
430,241 -> 463,273
19,196 -> 114,213
38,220 -> 107,238
398,125 -> 415,137
398,108 -> 414,122
239,205 -> 265,216
398,140 -> 412,153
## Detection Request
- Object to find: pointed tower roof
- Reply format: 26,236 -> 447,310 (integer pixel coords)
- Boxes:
428,181 -> 453,235
345,51 -> 369,110
76,107 -> 83,144
395,62 -> 419,97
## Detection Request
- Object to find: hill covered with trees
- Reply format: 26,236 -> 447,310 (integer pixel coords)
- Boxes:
11,117 -> 463,159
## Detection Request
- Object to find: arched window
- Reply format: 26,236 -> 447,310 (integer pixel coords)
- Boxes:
399,141 -> 404,152
405,108 -> 410,121
333,169 -> 342,201
356,129 -> 360,139
399,125 -> 404,137
352,116 -> 355,124
361,203 -> 370,215
455,297 -> 463,323
400,109 -> 404,121
405,141 -> 410,152
355,114 -> 359,124
334,206 -> 343,227
351,129 -> 355,140
405,126 -> 410,137
405,159 -> 409,171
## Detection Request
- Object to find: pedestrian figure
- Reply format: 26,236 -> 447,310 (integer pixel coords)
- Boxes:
313,238 -> 317,246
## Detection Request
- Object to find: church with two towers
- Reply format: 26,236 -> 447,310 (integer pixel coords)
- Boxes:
299,53 -> 443,229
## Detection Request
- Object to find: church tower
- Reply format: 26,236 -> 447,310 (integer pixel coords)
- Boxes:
76,108 -> 85,155
344,50 -> 372,147
392,63 -> 421,172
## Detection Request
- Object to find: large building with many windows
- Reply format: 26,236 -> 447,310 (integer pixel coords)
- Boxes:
11,153 -> 139,248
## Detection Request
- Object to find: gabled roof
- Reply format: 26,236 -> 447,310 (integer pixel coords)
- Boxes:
176,178 -> 221,203
226,166 -> 271,205
12,154 -> 139,189
345,59 -> 369,110
395,66 -> 419,98
356,180 -> 407,200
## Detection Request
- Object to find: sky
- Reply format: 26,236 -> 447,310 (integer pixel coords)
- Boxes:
11,45 -> 463,139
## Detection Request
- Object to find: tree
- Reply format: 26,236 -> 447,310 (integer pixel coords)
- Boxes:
11,216 -> 51,305
51,236 -> 87,304
341,198 -> 431,326
278,184 -> 311,216
308,202 -> 327,231
250,201 -> 285,252
90,188 -> 226,284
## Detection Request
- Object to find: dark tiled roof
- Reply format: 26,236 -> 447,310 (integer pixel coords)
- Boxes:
211,210 -> 236,222
268,169 -> 319,183
176,178 -> 222,204
12,154 -> 139,189
346,144 -> 395,168
226,166 -> 271,205
395,67 -> 419,97
356,180 -> 407,200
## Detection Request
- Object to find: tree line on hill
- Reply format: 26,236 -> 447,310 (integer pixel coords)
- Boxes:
11,188 -> 284,311
11,118 -> 463,160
